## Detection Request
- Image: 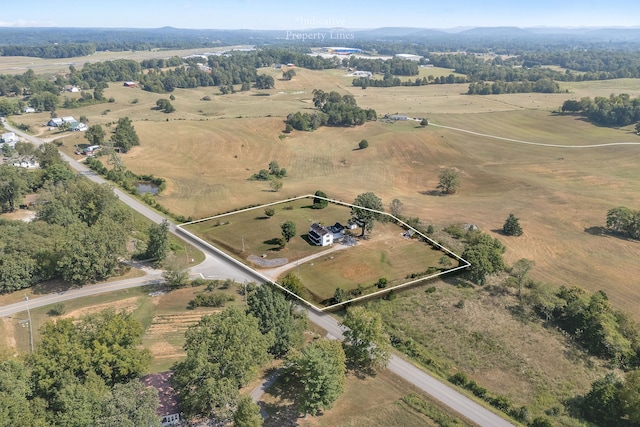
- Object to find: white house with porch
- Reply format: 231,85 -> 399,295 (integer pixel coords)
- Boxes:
308,222 -> 346,246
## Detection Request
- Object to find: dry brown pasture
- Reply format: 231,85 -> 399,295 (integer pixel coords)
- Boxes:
24,71 -> 640,319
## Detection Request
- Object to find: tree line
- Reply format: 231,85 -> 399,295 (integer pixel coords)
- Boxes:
467,78 -> 560,95
561,94 -> 640,127
352,73 -> 467,88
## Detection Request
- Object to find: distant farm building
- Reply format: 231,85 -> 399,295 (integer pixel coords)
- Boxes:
322,47 -> 363,55
1,132 -> 18,146
62,116 -> 76,124
123,81 -> 137,87
385,114 -> 409,121
47,118 -> 63,127
70,122 -> 87,132
23,107 -> 35,113
64,85 -> 80,92
395,53 -> 423,61
350,71 -> 372,78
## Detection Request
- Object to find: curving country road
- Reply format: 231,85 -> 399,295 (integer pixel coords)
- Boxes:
1,121 -> 513,427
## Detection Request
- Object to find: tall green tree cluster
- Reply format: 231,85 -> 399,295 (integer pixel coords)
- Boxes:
285,89 -> 376,131
606,206 -> 640,239
284,339 -> 346,416
111,117 -> 140,153
461,231 -> 506,285
341,306 -> 392,372
561,94 -> 640,127
580,369 -> 640,426
172,307 -> 273,421
0,310 -> 157,427
0,168 -> 132,292
173,287 -> 309,422
527,286 -> 640,367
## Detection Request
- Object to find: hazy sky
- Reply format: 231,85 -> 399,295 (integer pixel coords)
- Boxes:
2,0 -> 640,29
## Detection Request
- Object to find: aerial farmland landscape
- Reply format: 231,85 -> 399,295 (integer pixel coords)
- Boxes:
1,2 -> 640,426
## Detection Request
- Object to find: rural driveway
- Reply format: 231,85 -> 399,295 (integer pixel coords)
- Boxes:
260,243 -> 350,280
2,122 -> 514,427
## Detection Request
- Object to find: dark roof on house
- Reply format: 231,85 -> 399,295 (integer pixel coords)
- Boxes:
327,223 -> 344,234
310,223 -> 329,236
141,371 -> 180,417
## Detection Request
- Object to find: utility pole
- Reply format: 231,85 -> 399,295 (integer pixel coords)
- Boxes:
241,236 -> 245,252
24,295 -> 33,354
243,281 -> 248,306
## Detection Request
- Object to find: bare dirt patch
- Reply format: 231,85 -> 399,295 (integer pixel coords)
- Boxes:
1,317 -> 17,351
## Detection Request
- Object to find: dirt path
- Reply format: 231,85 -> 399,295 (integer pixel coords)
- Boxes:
430,122 -> 640,148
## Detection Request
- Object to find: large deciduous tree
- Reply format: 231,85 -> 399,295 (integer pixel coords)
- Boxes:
462,232 -> 505,285
341,306 -> 391,373
145,220 -> 169,263
254,74 -> 275,89
84,124 -> 105,146
97,381 -> 160,427
312,190 -> 328,209
0,164 -> 28,212
606,206 -> 640,239
233,395 -> 263,427
437,168 -> 461,194
248,285 -> 305,356
111,117 -> 139,153
351,192 -> 383,236
172,307 -> 272,421
281,220 -> 296,242
285,339 -> 346,416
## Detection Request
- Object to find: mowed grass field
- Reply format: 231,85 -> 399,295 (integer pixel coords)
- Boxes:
17,70 -> 640,319
185,198 -> 351,262
293,223 -> 448,302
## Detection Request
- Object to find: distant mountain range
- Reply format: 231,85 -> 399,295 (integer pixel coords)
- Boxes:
2,26 -> 640,49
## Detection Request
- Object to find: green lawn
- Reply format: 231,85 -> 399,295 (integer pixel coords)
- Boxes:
185,197 -> 351,263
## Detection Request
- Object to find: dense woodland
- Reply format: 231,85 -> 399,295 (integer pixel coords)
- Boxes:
0,142 -> 141,292
0,310 -> 159,427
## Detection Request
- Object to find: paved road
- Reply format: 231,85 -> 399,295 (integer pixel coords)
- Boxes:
2,122 -> 513,427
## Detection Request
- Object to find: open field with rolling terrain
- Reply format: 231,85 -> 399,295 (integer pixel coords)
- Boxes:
7,58 -> 640,425
15,72 -> 640,317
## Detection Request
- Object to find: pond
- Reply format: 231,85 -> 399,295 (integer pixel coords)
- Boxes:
136,181 -> 160,195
